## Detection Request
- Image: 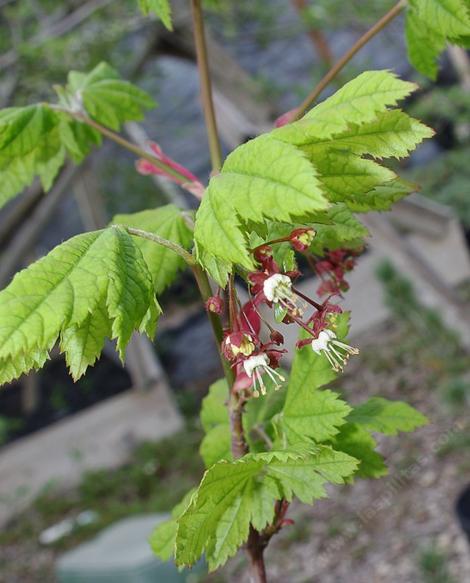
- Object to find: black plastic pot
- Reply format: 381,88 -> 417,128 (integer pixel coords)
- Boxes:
456,484 -> 470,543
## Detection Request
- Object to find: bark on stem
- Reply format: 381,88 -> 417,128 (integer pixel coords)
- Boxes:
246,528 -> 268,583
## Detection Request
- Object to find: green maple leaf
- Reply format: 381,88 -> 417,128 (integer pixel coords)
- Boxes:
273,71 -> 418,147
200,425 -> 232,468
200,379 -> 229,431
303,110 -> 434,160
0,105 -> 65,207
195,133 -> 328,272
309,204 -> 369,253
198,378 -> 288,466
413,0 -> 470,37
281,314 -> 352,445
347,397 -> 429,435
283,388 -> 352,444
194,71 -> 430,280
346,177 -> 416,212
313,150 -> 397,207
64,62 -> 155,131
149,488 -> 196,561
405,0 -> 470,78
405,9 -> 446,79
199,379 -> 232,467
113,205 -> 193,294
0,226 -> 160,384
0,63 -> 154,209
138,0 -> 173,30
331,423 -> 388,479
175,446 -> 358,570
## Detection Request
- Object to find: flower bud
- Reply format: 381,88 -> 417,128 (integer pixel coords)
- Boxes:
205,295 -> 224,315
289,228 -> 316,251
222,332 -> 256,361
274,108 -> 298,128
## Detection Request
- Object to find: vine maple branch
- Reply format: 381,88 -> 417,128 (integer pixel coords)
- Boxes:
191,0 -> 223,170
293,0 -> 407,120
189,2 -> 269,579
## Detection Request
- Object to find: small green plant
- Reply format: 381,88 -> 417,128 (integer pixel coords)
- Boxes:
419,544 -> 457,583
1,0 -> 469,580
0,415 -> 22,445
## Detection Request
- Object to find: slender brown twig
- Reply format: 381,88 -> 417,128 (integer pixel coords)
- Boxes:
292,0 -> 407,120
73,114 -> 190,182
191,0 -> 223,170
292,0 -> 333,66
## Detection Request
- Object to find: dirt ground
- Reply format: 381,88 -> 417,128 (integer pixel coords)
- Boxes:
221,324 -> 470,583
1,322 -> 469,583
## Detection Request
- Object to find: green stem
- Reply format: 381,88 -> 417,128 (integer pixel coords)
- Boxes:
125,226 -> 196,265
293,0 -> 407,120
46,104 -> 191,184
191,264 -> 234,384
191,0 -> 223,171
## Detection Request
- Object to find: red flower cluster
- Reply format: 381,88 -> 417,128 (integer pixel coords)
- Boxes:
248,245 -> 302,316
220,235 -> 361,397
222,300 -> 286,397
314,249 -> 359,298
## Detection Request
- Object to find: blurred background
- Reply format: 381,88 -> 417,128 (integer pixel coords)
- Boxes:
0,0 -> 469,581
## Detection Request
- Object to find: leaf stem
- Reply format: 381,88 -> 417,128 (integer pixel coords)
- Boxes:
189,0 -> 241,452
125,226 -> 196,265
292,0 -> 407,120
75,114 -> 190,182
190,0 -> 223,171
251,425 -> 274,449
292,286 -> 323,311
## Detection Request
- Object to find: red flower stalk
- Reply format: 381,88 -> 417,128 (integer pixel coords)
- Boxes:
314,248 -> 359,298
136,141 -> 205,198
222,300 -> 286,398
